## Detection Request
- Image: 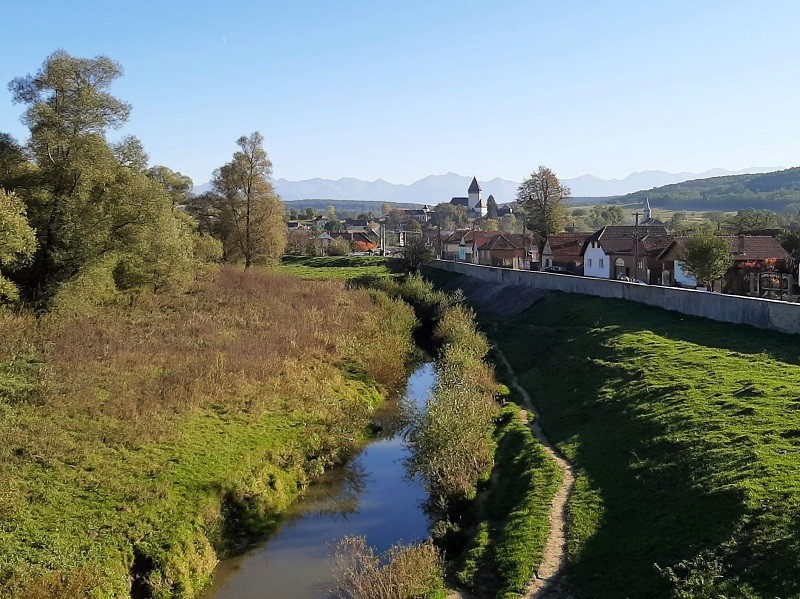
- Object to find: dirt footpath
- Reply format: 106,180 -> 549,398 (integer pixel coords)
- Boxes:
494,348 -> 577,599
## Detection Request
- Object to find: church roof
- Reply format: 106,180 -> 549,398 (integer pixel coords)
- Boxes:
450,197 -> 469,207
468,176 -> 481,193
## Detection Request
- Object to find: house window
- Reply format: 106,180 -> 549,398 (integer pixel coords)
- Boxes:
638,260 -> 644,269
588,258 -> 592,267
599,258 -> 604,268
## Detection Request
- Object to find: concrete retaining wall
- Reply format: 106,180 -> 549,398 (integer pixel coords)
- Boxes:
431,260 -> 800,335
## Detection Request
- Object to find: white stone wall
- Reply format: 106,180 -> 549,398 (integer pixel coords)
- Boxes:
431,260 -> 800,335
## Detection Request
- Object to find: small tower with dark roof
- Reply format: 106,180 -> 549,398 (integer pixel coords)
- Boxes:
467,176 -> 485,217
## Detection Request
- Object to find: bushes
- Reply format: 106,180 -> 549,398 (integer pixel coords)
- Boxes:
379,275 -> 498,511
328,237 -> 353,256
333,536 -> 446,599
408,356 -> 497,505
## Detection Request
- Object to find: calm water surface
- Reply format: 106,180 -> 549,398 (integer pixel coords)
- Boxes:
203,362 -> 435,599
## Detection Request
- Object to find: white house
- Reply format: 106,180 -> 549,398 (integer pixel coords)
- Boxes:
583,238 -> 611,278
449,177 -> 488,218
581,225 -> 672,282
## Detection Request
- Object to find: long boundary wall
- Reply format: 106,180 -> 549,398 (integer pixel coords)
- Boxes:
431,260 -> 800,335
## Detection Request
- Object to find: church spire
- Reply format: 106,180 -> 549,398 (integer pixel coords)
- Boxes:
644,197 -> 652,221
468,176 -> 481,193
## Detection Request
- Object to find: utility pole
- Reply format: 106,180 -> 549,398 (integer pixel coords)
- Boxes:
633,212 -> 641,281
522,218 -> 528,270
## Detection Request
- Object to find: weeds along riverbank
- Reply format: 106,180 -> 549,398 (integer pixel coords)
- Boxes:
366,274 -> 561,599
0,266 -> 416,598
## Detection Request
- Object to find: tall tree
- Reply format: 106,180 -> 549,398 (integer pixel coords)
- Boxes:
486,194 -> 498,219
8,51 -> 205,303
8,51 -> 130,298
212,132 -> 286,267
516,166 -> 569,238
678,232 -> 732,290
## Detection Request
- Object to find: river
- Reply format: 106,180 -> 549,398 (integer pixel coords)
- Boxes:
201,361 -> 435,599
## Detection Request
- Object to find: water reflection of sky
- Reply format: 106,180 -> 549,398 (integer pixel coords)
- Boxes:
205,362 -> 435,599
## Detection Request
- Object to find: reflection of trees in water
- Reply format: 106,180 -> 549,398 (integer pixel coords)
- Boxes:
290,459 -> 368,521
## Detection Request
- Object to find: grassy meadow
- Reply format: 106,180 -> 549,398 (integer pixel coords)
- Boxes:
0,266 -> 416,598
481,292 -> 800,598
277,255 -> 391,279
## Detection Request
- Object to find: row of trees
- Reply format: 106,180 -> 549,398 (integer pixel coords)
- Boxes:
0,51 -> 286,308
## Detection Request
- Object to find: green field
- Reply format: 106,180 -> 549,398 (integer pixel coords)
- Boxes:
278,255 -> 392,279
481,293 -> 800,598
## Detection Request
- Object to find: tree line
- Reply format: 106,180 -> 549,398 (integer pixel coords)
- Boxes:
0,51 -> 286,310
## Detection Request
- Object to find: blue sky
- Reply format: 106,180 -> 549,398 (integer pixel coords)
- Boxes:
1,0 -> 798,185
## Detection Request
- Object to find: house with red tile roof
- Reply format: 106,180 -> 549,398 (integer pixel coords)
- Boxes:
542,233 -> 591,274
582,225 -> 673,283
441,229 -> 541,267
658,235 -> 793,294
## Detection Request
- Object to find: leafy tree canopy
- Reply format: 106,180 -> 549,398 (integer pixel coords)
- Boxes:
678,233 -> 732,290
516,166 -> 569,238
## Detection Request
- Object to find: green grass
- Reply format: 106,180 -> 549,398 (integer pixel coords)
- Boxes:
482,293 -> 800,598
278,255 -> 392,279
456,404 -> 561,599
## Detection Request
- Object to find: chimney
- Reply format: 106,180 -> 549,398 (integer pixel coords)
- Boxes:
738,235 -> 746,256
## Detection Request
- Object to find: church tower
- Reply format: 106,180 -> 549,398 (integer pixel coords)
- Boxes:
467,176 -> 483,216
644,198 -> 652,221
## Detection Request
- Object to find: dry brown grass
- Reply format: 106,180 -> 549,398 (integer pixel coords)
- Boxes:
7,266 -> 414,448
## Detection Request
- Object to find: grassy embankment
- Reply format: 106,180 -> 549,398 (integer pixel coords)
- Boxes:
374,274 -> 561,599
0,266 -> 416,598
482,291 -> 800,598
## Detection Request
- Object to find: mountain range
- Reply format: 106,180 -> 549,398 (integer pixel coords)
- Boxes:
192,167 -> 781,205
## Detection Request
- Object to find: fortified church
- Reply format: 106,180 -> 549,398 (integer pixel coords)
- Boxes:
449,176 -> 488,218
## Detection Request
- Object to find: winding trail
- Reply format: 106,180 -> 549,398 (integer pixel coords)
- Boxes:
493,347 -> 577,599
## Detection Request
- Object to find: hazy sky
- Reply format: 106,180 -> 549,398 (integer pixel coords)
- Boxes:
1,0 -> 797,185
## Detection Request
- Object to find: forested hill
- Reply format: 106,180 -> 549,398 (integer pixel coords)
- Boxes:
614,167 -> 800,211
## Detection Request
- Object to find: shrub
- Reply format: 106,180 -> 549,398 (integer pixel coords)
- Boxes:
328,237 -> 352,256
333,535 -> 445,599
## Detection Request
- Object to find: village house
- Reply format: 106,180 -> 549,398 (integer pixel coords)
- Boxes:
658,235 -> 793,294
449,177 -> 488,218
442,229 -> 540,268
541,233 -> 591,274
582,225 -> 673,284
476,232 -> 541,269
330,231 -> 378,249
